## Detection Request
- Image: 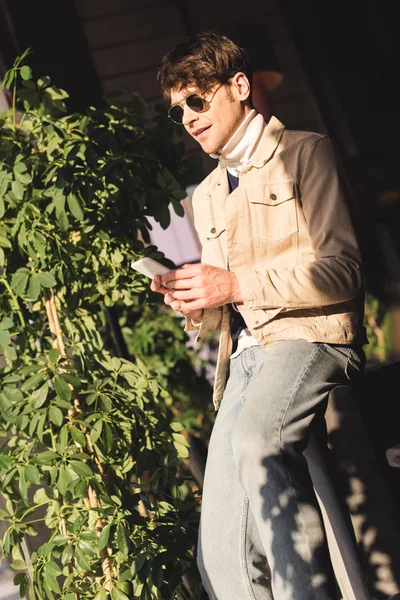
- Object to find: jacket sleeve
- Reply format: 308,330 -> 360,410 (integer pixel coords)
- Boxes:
182,174 -> 225,336
235,136 -> 363,310
184,307 -> 223,338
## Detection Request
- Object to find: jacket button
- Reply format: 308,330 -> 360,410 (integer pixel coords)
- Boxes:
210,227 -> 216,233
270,193 -> 277,200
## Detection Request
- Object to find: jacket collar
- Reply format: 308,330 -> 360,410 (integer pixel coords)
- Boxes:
207,115 -> 286,196
248,115 -> 286,169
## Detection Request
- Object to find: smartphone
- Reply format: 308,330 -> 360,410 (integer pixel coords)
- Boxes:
131,257 -> 172,279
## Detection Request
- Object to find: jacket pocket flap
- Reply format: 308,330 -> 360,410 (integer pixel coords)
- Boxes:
247,307 -> 284,330
248,181 -> 295,206
196,217 -> 226,240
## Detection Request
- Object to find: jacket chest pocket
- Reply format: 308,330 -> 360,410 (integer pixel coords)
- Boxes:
195,217 -> 227,266
247,181 -> 298,241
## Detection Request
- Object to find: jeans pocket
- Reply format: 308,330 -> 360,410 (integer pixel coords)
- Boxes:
344,349 -> 354,379
319,343 -> 364,379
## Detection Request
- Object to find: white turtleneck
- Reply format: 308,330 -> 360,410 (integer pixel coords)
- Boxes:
209,108 -> 265,177
209,108 -> 265,357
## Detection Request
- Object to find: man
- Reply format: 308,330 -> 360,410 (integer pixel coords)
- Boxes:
152,30 -> 368,600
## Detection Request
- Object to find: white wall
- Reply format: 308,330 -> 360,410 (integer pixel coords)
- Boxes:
147,195 -> 201,267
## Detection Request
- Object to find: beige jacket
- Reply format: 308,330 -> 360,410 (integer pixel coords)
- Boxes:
186,117 -> 366,409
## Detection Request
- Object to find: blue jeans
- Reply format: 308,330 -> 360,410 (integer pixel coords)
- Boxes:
197,340 -> 365,600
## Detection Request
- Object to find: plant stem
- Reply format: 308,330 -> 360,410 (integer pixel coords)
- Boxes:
12,76 -> 17,129
21,518 -> 47,526
21,536 -> 34,590
44,288 -> 114,592
0,277 -> 26,328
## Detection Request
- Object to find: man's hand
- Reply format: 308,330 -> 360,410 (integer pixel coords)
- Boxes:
150,269 -> 203,321
151,263 -> 243,316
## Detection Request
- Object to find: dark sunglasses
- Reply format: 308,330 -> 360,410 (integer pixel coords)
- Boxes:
168,84 -> 223,124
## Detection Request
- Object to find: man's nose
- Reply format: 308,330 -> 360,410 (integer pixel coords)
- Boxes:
182,104 -> 199,127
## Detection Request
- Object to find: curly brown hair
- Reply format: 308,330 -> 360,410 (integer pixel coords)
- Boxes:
157,30 -> 252,100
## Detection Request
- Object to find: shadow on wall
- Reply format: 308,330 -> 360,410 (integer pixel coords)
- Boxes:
326,378 -> 400,600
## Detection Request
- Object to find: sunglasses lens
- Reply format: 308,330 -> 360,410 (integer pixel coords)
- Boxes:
168,94 -> 206,124
186,94 -> 205,113
169,105 -> 184,124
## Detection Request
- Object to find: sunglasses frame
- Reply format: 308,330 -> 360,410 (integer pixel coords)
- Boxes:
168,83 -> 223,124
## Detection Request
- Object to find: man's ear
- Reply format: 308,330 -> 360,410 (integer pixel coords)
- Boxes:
230,72 -> 251,103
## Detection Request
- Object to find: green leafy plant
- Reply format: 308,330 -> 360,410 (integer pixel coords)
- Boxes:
0,50 -> 205,599
120,304 -> 215,439
363,291 -> 395,365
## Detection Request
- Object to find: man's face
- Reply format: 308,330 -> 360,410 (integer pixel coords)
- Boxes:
170,75 -> 251,155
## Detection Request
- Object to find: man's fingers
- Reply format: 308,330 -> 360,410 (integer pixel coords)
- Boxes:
178,299 -> 207,313
150,275 -> 169,295
161,263 -> 204,286
164,292 -> 175,306
168,288 -> 207,300
165,277 -> 205,291
164,292 -> 205,315
151,283 -> 169,296
164,292 -> 184,310
150,275 -> 162,292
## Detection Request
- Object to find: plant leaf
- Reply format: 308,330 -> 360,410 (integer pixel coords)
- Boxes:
37,271 -> 57,288
25,464 -> 41,484
117,522 -> 130,555
53,375 -> 72,402
69,460 -> 93,478
111,587 -> 129,600
61,543 -> 73,565
31,382 -> 49,409
11,269 -> 30,295
67,193 -> 84,221
71,426 -> 86,447
98,523 -> 112,551
57,464 -> 68,495
49,405 -> 64,427
90,419 -> 103,444
20,65 -> 32,80
75,545 -> 91,571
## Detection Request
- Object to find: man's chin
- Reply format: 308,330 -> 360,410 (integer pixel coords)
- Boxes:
198,139 -> 218,155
